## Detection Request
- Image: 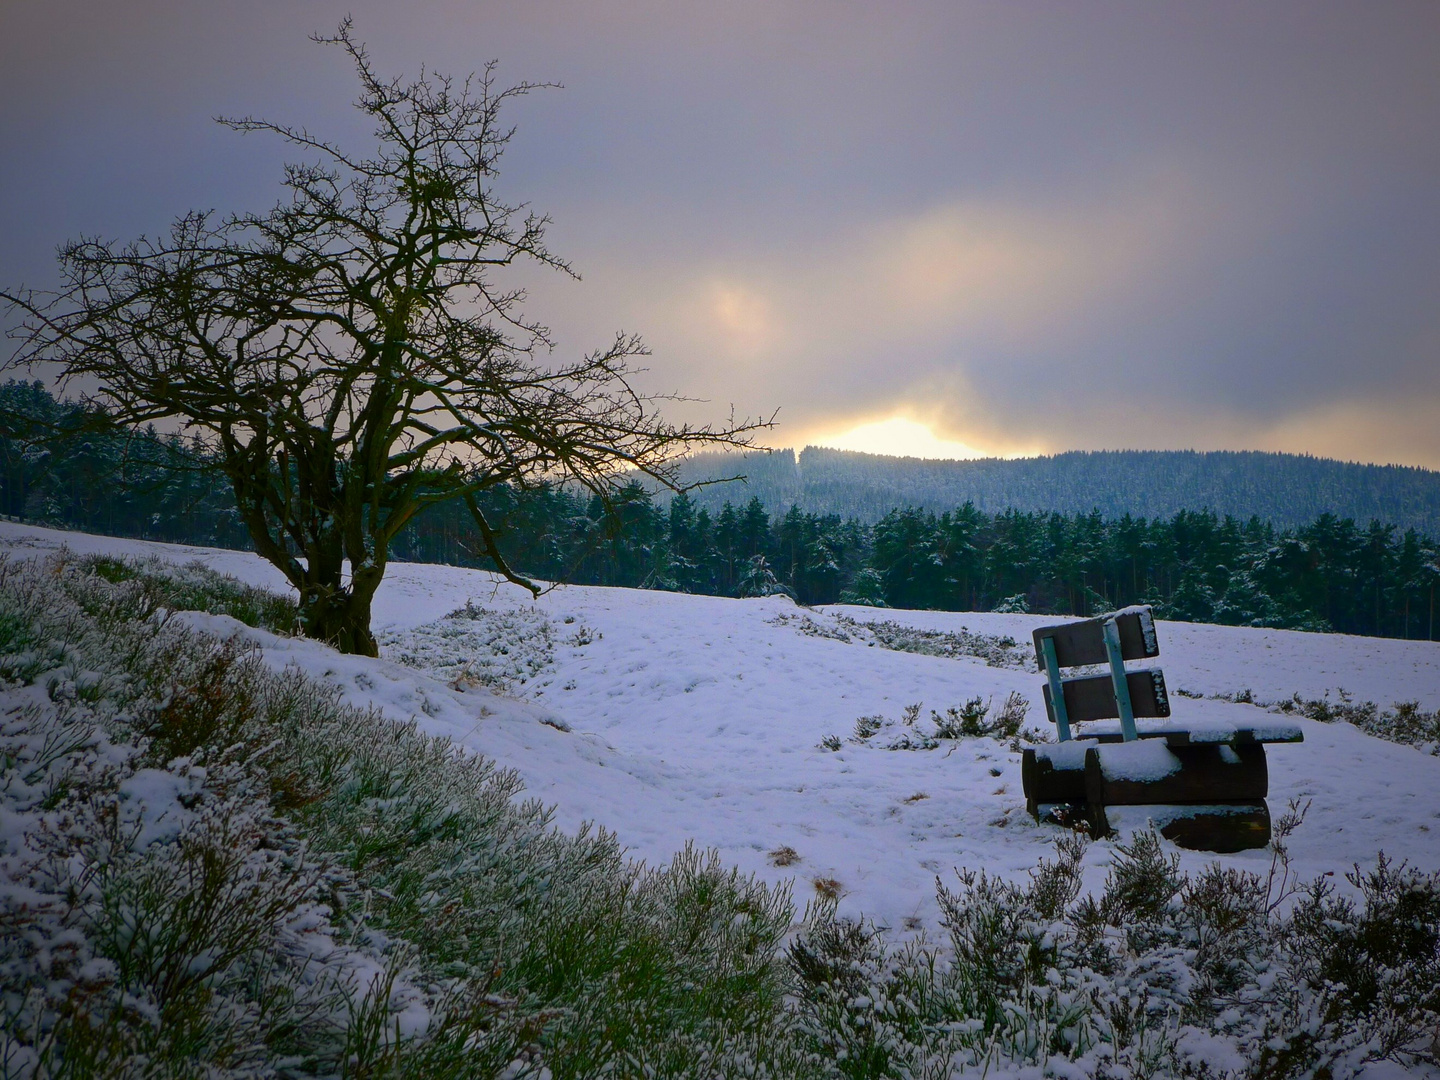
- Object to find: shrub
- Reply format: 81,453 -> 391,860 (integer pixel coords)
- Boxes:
845,695 -> 1035,751
76,553 -> 300,633
773,611 -> 1034,668
852,714 -> 885,742
786,816 -> 1440,1079
0,555 -> 799,1077
1224,686 -> 1440,754
931,692 -> 1029,740
839,617 -> 1032,670
1276,689 -> 1440,754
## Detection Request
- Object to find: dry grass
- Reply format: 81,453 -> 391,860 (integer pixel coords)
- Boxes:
768,845 -> 801,867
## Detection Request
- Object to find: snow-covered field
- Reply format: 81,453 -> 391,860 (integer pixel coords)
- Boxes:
4,519 -> 1438,934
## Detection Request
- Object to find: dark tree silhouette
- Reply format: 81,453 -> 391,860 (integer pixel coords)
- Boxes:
4,23 -> 763,654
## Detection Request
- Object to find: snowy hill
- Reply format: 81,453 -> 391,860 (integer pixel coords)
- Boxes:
3,519 -> 1437,935
669,446 -> 1440,533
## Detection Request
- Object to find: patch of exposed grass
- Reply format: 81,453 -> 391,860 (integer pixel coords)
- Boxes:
378,599 -> 555,693
75,552 -> 300,633
1220,685 -> 1440,754
838,615 -> 1033,669
771,610 -> 1033,669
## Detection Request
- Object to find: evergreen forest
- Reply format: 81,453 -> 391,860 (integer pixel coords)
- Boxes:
670,446 -> 1440,535
4,380 -> 1437,641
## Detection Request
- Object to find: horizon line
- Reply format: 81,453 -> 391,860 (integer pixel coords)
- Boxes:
685,445 -> 1440,474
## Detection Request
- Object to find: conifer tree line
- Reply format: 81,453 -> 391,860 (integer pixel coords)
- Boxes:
0,381 -> 250,548
440,486 -> 1438,641
3,380 -> 1438,641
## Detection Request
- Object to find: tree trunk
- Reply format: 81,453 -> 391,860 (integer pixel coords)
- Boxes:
299,588 -> 378,656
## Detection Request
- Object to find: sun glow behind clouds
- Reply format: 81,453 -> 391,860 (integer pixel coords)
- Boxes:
805,417 -> 993,460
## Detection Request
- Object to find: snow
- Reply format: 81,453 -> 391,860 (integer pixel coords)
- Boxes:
1092,740 -> 1183,783
2,520 -> 1439,934
1129,604 -> 1159,654
116,764 -> 206,848
1031,741 -> 1091,770
1079,718 -> 1306,743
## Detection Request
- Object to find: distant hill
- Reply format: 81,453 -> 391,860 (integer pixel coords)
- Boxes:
666,447 -> 1440,534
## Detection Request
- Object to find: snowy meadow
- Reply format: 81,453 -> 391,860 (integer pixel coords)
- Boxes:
2,520 -> 1438,1078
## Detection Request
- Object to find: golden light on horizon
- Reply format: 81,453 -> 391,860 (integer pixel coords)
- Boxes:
803,417 -> 995,461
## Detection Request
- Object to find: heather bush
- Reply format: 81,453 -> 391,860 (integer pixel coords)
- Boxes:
846,695 -> 1033,751
0,555 -> 796,1078
786,815 -> 1440,1079
930,692 -> 1028,740
77,553 -> 300,633
771,611 -> 1032,669
1272,688 -> 1440,754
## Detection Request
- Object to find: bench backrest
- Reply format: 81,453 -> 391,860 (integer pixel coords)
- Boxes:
1033,605 -> 1167,743
1041,669 -> 1170,725
1032,606 -> 1158,669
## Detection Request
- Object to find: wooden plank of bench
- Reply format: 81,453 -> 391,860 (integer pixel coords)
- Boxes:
1032,606 -> 1158,670
1084,742 -> 1268,806
1043,668 -> 1170,724
1078,719 -> 1304,745
1021,744 -> 1089,805
1094,801 -> 1272,852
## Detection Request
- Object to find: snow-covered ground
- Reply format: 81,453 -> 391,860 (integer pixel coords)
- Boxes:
4,520 -> 1438,934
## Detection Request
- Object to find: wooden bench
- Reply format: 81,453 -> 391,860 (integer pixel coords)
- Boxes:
1020,605 -> 1302,852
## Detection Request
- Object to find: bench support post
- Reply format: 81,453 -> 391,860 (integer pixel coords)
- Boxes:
1102,616 -> 1138,741
1040,635 -> 1072,742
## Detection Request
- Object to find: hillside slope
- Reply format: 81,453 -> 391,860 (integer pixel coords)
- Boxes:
3,519 -> 1436,938
670,446 -> 1440,532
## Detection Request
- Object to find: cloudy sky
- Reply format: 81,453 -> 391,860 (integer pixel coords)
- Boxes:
3,1 -> 1438,466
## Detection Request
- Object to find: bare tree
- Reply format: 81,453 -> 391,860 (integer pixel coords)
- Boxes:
3,23 -> 765,654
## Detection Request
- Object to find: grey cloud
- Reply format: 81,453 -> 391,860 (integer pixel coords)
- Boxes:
2,1 -> 1437,465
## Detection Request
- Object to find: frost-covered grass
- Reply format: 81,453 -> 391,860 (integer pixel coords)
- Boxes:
79,553 -> 301,634
789,822 -> 1440,1079
771,611 -> 1033,670
1269,690 -> 1440,756
0,554 -> 796,1078
378,600 -> 557,692
838,695 -> 1038,753
2,551 -> 1438,1078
